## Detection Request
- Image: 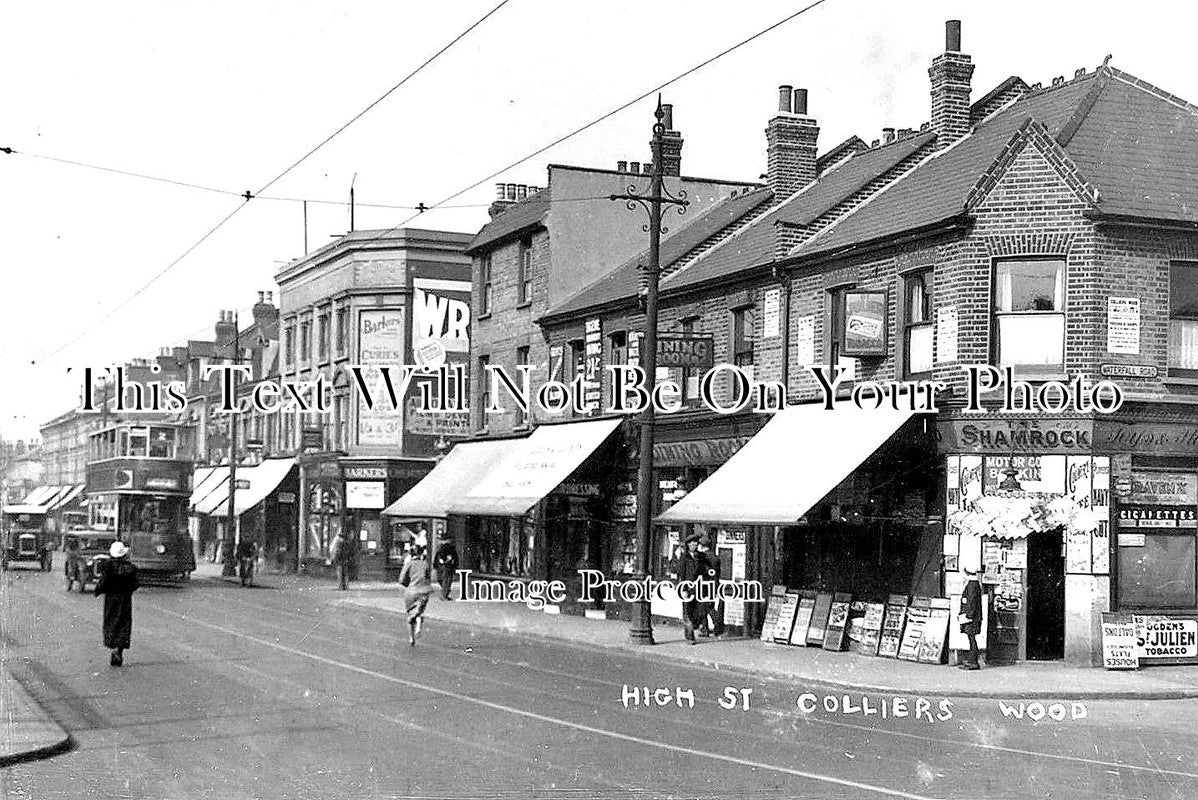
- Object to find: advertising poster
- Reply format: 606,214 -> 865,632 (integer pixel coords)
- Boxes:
897,600 -> 930,661
794,315 -> 816,366
771,592 -> 801,644
918,598 -> 951,663
877,598 -> 908,659
806,592 -> 834,646
1106,296 -> 1141,354
822,593 -> 853,651
1102,613 -> 1139,670
936,305 -> 959,363
357,308 -> 406,447
789,592 -> 817,647
406,278 -> 472,453
843,291 -> 886,356
762,288 -> 781,338
759,586 -> 786,642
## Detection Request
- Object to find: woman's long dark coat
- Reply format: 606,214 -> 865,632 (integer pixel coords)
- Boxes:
95,558 -> 139,648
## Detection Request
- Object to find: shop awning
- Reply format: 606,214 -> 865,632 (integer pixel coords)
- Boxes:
20,486 -> 57,508
49,485 -> 85,510
2,504 -> 50,516
657,404 -> 916,525
203,458 -> 296,517
447,418 -> 623,517
190,467 -> 229,513
382,439 -> 515,519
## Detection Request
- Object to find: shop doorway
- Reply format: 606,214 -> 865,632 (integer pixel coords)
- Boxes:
1025,527 -> 1065,660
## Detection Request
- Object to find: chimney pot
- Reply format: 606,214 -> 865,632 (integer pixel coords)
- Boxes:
516,185 -> 527,200
660,103 -> 674,130
617,160 -> 627,172
505,183 -> 518,201
1075,67 -> 1086,78
946,19 -> 961,52
257,291 -> 264,303
266,291 -> 273,304
777,85 -> 793,113
883,127 -> 896,144
630,162 -> 640,174
495,183 -> 506,200
792,88 -> 808,115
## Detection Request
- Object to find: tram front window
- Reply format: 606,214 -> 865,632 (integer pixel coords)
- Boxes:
119,496 -> 185,535
149,427 -> 175,458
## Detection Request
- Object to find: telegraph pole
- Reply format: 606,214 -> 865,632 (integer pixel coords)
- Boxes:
222,312 -> 241,577
610,97 -> 688,645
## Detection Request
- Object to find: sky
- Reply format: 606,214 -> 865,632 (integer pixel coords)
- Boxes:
2,0 -> 1194,441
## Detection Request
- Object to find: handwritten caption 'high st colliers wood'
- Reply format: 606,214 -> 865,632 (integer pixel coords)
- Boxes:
621,687 -> 1089,723
74,363 -> 1125,416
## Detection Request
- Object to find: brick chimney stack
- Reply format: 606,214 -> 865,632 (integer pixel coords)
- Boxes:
252,290 -> 280,341
929,20 -> 974,148
214,309 -> 237,349
657,103 -> 684,177
765,85 -> 819,198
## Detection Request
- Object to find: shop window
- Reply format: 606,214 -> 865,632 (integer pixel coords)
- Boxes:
1118,533 -> 1197,609
903,271 -> 933,376
480,255 -> 493,315
993,258 -> 1065,373
515,347 -> 530,426
732,306 -> 755,383
518,238 -> 533,305
478,517 -> 531,577
1170,261 -> 1198,378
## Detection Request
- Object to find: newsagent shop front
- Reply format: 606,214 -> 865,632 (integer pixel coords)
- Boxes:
940,408 -> 1198,667
659,404 -> 944,652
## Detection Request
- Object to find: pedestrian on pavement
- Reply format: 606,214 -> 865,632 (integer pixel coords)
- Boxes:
958,566 -> 983,670
95,540 -> 139,667
696,539 -> 725,638
398,545 -> 434,646
329,530 -> 349,590
672,533 -> 706,645
433,537 -> 459,600
236,539 -> 256,587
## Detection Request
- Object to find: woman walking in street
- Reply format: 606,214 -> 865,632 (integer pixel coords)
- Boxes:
398,544 -> 433,646
95,541 -> 139,666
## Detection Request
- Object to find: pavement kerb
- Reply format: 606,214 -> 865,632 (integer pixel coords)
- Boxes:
193,569 -> 1198,702
1,671 -> 75,768
335,595 -> 1198,702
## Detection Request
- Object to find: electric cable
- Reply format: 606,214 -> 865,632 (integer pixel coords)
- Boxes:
31,0 -> 512,364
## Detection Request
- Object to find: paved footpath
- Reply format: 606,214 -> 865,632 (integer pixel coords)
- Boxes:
202,563 -> 1198,700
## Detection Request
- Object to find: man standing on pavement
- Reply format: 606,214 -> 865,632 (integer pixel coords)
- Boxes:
671,533 -> 706,645
958,565 -> 983,670
696,539 -> 725,638
433,535 -> 459,600
328,529 -> 350,590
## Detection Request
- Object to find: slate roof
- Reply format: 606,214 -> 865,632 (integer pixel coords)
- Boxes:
792,67 -> 1198,259
466,188 -> 551,253
662,132 -> 934,292
542,187 -> 774,320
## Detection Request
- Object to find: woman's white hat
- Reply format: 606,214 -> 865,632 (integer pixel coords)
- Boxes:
109,541 -> 129,559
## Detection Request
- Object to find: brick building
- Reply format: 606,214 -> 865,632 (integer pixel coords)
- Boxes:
274,228 -> 472,581
657,21 -> 1198,666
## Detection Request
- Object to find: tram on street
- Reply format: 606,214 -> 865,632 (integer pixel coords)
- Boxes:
85,422 -> 197,580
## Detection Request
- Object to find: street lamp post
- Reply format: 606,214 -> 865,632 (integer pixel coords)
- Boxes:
610,97 -> 688,645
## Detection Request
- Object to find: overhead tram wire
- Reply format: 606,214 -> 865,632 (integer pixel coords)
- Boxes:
5,150 -> 619,210
31,0 -> 512,365
358,0 -> 832,241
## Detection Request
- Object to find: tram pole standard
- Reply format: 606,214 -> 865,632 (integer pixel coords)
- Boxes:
609,97 -> 688,645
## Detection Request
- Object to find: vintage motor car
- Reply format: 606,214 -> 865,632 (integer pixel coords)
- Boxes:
63,530 -> 117,592
1,505 -> 55,571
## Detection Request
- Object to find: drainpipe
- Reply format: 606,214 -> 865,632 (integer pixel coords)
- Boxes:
772,263 -> 792,389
